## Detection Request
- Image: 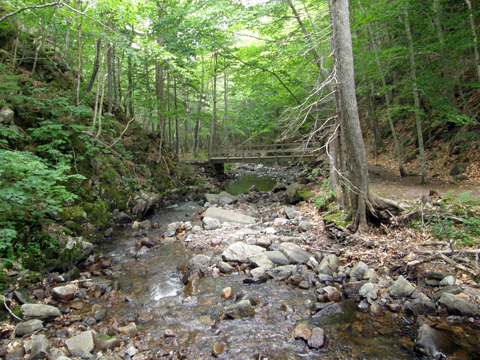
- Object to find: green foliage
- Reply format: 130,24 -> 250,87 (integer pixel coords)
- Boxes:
0,63 -> 21,108
0,150 -> 84,260
313,178 -> 335,211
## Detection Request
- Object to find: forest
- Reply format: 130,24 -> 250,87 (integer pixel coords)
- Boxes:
0,0 -> 480,261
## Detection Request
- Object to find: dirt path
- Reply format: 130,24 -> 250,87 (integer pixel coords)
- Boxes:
368,162 -> 480,203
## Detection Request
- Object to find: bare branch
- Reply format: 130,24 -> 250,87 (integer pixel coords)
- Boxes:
0,1 -> 61,23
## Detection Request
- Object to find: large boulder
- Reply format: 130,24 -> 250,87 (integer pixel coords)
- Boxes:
264,251 -> 290,266
278,242 -> 312,264
202,208 -> 257,224
389,276 -> 415,298
51,285 -> 79,302
15,319 -> 44,337
65,331 -> 95,358
204,192 -> 237,205
315,254 -> 339,276
61,236 -> 94,262
224,300 -> 255,319
437,293 -> 478,317
132,191 -> 161,217
222,242 -> 265,263
350,261 -> 369,281
285,182 -> 302,205
413,324 -> 453,359
0,106 -> 14,124
450,164 -> 467,177
21,304 -> 62,321
269,265 -> 296,280
202,217 -> 221,230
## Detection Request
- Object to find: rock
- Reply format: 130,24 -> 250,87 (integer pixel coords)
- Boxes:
323,286 -> 341,302
0,106 -> 14,124
285,182 -> 302,205
222,242 -> 265,263
202,217 -> 221,230
370,303 -> 384,316
132,190 -> 161,217
116,212 -> 132,224
272,182 -> 287,193
278,242 -> 312,264
292,323 -> 311,341
315,254 -> 339,276
205,192 -> 237,205
65,331 -> 95,358
268,265 -> 296,280
299,281 -> 309,289
317,274 -> 334,283
308,328 -> 326,349
454,173 -> 469,181
218,261 -> 234,274
413,324 -> 452,359
6,346 -> 25,360
312,303 -> 343,318
264,251 -> 290,265
187,254 -> 211,270
30,335 -> 51,360
119,322 -> 137,336
15,319 -> 43,337
49,348 -> 69,360
450,164 -> 467,177
437,293 -> 478,317
298,221 -> 313,232
274,218 -> 288,226
350,261 -> 369,281
284,208 -> 298,219
256,237 -> 272,248
358,300 -> 370,312
287,274 -> 303,286
126,346 -> 138,356
21,304 -> 62,321
94,308 -> 107,321
248,254 -> 274,268
203,207 -> 256,224
51,284 -> 79,302
412,300 -> 437,317
164,221 -> 182,237
221,287 -> 234,300
93,337 -> 122,352
439,276 -> 455,286
359,283 -> 378,300
212,342 -> 225,357
224,300 -> 255,319
164,329 -> 176,338
249,266 -> 269,282
433,285 -> 463,301
389,275 -> 415,298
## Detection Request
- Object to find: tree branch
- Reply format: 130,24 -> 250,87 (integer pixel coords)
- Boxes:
0,1 -> 61,23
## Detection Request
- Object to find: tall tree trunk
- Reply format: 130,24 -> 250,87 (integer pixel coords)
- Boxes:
107,43 -> 113,114
96,47 -> 108,139
12,37 -> 18,71
174,75 -> 179,155
167,68 -> 172,147
403,3 -> 428,184
113,44 -> 117,109
466,0 -> 480,81
117,50 -> 123,109
357,0 -> 406,176
210,53 -> 218,154
145,49 -> 152,129
93,45 -> 105,129
87,39 -> 102,93
155,39 -> 165,162
223,71 -> 228,145
330,0 -> 369,232
75,0 -> 83,108
433,0 -> 457,109
194,57 -> 205,158
127,52 -> 134,119
182,84 -> 189,154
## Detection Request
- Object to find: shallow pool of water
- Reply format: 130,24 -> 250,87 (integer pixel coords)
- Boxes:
225,174 -> 277,195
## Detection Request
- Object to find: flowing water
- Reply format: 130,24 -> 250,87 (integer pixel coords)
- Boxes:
95,181 -> 480,359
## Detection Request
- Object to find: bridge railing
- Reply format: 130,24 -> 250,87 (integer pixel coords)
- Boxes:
207,143 -> 319,163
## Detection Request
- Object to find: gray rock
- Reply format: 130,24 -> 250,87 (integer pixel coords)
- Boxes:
350,261 -> 369,281
222,242 -> 265,263
116,212 -> 132,224
433,285 -> 463,301
412,300 -> 437,316
6,346 -> 25,360
65,331 -> 95,358
49,348 -> 70,360
187,255 -> 211,270
164,221 -> 182,237
202,208 -> 256,224
51,285 -> 79,301
359,282 -> 378,300
308,328 -> 326,349
413,324 -> 452,359
454,173 -> 469,181
439,276 -> 455,286
285,182 -> 302,205
202,217 -> 221,230
132,190 -> 161,216
278,242 -> 312,264
284,208 -> 298,219
64,236 -> 93,260
224,300 -> 255,319
218,261 -> 234,274
250,265 -> 270,279
315,254 -> 339,276
30,335 -> 51,360
298,221 -> 313,232
272,182 -> 287,193
389,276 -> 415,298
363,268 -> 375,280
0,106 -> 14,124
205,192 -> 237,205
248,254 -> 274,268
264,251 -> 290,265
21,304 -> 62,321
15,319 -> 43,337
256,237 -> 272,248
450,164 -> 467,177
94,308 -> 107,322
312,303 -> 344,318
269,265 -> 296,280
437,293 -> 478,317
317,274 -> 334,282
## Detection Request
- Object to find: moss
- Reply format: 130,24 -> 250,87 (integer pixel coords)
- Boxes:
323,209 -> 349,228
71,206 -> 86,223
60,211 -> 71,222
87,199 -> 111,229
102,185 -> 127,210
65,221 -> 82,234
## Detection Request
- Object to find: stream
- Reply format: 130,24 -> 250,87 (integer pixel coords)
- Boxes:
96,201 -> 422,359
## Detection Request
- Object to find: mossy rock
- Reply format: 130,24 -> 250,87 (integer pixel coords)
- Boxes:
65,221 -> 82,234
101,185 -> 127,211
87,199 -> 111,229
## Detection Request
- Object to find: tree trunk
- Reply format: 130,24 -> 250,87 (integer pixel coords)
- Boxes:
194,57 -> 205,158
75,0 -> 82,108
155,40 -> 165,162
210,53 -> 218,154
174,75 -> 179,155
11,37 -> 18,71
117,50 -> 123,109
167,68 -> 172,147
113,44 -> 117,109
182,84 -> 189,154
145,49 -> 152,129
107,43 -> 113,114
466,0 -> 480,82
86,39 -> 102,93
96,47 -> 108,139
223,71 -> 229,145
403,3 -> 428,184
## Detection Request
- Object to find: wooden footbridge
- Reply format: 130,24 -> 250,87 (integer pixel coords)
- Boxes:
181,143 -> 319,176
